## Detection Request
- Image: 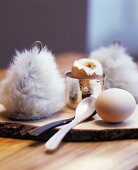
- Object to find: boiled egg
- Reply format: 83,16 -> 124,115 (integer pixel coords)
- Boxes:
71,58 -> 103,79
95,88 -> 136,123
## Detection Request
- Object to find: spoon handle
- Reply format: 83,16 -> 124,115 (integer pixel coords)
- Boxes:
29,117 -> 74,136
45,120 -> 78,151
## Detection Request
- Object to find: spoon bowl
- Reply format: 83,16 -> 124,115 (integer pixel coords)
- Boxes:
75,97 -> 96,121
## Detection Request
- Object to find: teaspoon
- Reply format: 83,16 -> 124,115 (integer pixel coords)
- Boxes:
45,96 -> 96,151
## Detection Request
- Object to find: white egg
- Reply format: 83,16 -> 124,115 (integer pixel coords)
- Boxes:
95,88 -> 136,123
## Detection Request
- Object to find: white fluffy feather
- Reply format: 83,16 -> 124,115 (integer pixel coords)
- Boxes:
89,44 -> 138,102
0,46 -> 65,120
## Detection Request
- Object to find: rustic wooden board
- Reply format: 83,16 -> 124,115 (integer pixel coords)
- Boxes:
0,104 -> 138,142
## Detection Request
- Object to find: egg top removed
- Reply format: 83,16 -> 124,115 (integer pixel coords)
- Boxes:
71,58 -> 103,79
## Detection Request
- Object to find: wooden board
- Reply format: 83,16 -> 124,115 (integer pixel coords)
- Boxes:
0,104 -> 138,142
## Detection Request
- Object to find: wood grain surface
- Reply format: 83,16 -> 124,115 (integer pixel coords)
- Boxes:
0,53 -> 138,170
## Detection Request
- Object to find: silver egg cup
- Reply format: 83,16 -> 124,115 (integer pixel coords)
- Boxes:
65,71 -> 106,110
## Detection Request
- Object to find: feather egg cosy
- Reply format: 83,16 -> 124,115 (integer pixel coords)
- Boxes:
0,45 -> 65,120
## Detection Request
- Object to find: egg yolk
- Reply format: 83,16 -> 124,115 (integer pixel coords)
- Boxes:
84,61 -> 96,69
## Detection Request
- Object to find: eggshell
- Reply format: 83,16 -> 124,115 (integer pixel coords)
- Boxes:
71,58 -> 103,79
95,88 -> 136,123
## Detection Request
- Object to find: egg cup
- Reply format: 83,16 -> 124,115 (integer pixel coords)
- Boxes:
65,71 -> 106,110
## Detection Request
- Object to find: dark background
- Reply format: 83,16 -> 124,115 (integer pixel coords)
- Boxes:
0,0 -> 87,67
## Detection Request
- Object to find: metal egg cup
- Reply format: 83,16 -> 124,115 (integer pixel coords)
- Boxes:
65,71 -> 105,110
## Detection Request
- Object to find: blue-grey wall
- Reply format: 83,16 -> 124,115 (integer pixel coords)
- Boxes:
86,0 -> 138,57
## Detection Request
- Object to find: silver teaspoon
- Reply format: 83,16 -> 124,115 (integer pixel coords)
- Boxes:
45,96 -> 96,152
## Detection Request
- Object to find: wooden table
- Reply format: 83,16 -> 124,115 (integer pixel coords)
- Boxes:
0,53 -> 138,170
